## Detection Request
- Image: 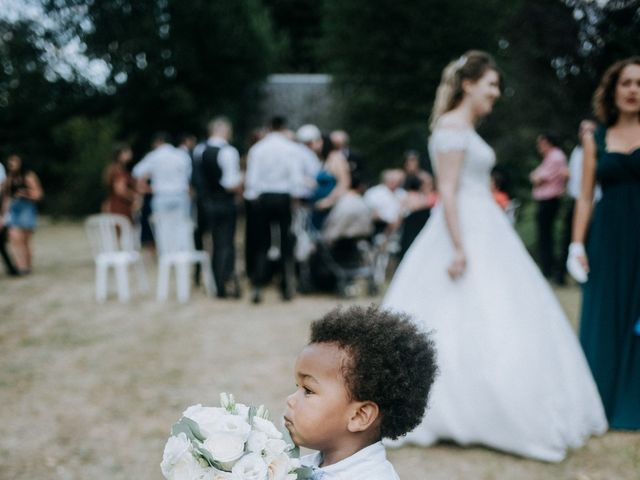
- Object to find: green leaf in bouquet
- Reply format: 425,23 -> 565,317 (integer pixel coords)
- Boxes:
193,444 -> 228,472
295,466 -> 315,479
220,392 -> 237,414
255,404 -> 270,420
248,405 -> 258,424
282,427 -> 300,459
170,418 -> 229,471
171,417 -> 205,443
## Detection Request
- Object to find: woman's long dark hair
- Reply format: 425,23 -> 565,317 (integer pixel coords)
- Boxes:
593,56 -> 640,126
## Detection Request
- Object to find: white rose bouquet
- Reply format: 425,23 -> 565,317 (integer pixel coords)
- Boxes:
161,393 -> 313,480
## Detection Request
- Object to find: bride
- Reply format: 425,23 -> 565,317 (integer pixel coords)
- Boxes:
383,50 -> 607,462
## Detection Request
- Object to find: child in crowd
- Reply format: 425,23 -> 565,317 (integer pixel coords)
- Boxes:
284,305 -> 438,479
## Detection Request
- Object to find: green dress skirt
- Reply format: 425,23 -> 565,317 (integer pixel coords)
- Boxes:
579,126 -> 640,429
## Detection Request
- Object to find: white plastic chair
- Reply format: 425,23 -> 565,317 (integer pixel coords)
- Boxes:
153,212 -> 215,303
85,214 -> 149,302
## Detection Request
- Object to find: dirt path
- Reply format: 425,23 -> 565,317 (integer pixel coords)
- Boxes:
0,221 -> 638,479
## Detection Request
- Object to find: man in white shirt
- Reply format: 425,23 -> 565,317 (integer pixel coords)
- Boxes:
363,169 -> 406,234
133,132 -> 192,218
191,117 -> 242,298
245,116 -> 304,303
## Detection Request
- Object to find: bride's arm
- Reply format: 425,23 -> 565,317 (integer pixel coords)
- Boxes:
436,149 -> 466,279
570,131 -> 597,272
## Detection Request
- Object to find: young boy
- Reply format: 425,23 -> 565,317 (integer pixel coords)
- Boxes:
284,305 -> 438,479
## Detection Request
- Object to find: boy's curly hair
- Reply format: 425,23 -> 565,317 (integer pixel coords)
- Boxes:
310,305 -> 438,440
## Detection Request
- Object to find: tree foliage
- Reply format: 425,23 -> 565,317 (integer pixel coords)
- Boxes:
0,16 -> 92,209
318,0 -> 640,196
49,115 -> 119,215
50,0 -> 281,145
491,0 -> 640,197
1,0 -> 281,215
318,0 -> 510,172
262,0 -> 323,72
2,0 -> 640,215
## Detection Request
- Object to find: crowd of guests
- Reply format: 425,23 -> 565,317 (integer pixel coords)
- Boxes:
0,117 -> 599,293
98,115 -> 442,302
1,115 -> 577,293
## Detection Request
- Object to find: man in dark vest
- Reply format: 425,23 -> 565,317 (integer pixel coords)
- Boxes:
192,117 -> 242,298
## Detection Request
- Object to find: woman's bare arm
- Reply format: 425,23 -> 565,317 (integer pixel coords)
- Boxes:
437,149 -> 466,278
570,132 -> 597,270
24,172 -> 44,202
316,151 -> 351,209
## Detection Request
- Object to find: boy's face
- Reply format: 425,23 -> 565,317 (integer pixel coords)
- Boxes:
284,342 -> 354,451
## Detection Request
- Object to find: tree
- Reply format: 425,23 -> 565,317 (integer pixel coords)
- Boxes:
318,0 -> 640,194
318,0 -> 509,173
262,0 -> 323,72
0,16 -> 94,212
48,0 -> 281,148
1,0 -> 282,215
495,0 -> 640,198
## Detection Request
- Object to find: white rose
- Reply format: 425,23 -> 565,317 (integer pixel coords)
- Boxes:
182,405 -> 227,437
264,439 -> 288,461
203,434 -> 246,471
247,431 -> 268,453
266,453 -> 294,480
208,413 -> 252,442
231,453 -> 268,480
161,433 -> 204,480
252,417 -> 283,440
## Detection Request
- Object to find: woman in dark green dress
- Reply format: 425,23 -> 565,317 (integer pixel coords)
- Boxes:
570,57 -> 640,430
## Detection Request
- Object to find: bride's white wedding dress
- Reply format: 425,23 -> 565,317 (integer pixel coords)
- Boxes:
383,128 -> 607,462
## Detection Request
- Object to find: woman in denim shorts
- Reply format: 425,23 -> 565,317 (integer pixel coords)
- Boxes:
3,155 -> 43,275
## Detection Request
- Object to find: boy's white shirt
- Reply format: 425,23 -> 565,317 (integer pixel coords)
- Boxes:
300,441 -> 400,480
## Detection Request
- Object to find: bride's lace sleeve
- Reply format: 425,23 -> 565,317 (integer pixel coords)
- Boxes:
430,129 -> 470,153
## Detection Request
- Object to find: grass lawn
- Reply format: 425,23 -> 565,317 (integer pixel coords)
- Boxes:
0,220 -> 638,479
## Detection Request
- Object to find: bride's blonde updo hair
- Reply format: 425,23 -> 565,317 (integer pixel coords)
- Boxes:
429,50 -> 500,130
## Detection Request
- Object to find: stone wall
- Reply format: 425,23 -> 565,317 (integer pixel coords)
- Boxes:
256,74 -> 340,131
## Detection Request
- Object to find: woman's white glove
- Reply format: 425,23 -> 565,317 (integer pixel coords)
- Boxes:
567,242 -> 589,283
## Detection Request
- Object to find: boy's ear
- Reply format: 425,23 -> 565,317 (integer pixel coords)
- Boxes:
347,401 -> 380,433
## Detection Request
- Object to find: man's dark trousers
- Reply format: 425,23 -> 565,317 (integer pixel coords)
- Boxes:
253,193 -> 294,297
203,198 -> 237,297
0,225 -> 18,275
536,196 -> 561,278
